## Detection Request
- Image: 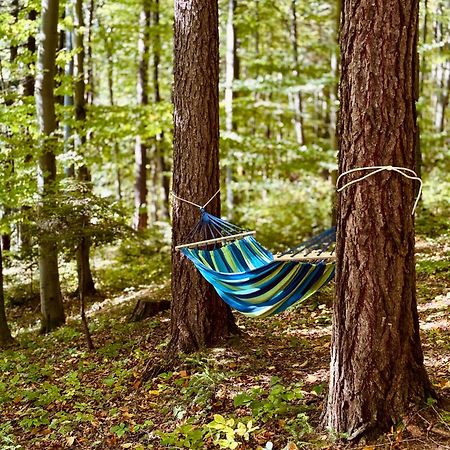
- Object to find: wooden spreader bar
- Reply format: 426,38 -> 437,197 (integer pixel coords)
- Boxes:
274,251 -> 335,262
175,231 -> 256,250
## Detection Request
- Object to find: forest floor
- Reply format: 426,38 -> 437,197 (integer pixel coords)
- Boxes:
1,235 -> 449,450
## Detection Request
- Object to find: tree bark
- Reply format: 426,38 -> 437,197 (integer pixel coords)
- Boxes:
325,0 -> 433,440
74,0 -> 96,296
133,0 -> 151,231
0,243 -> 14,347
169,0 -> 239,354
35,0 -> 65,333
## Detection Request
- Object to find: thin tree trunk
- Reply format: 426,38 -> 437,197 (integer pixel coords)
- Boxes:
170,0 -> 239,354
86,0 -> 95,105
133,0 -> 151,231
74,0 -> 96,296
35,0 -> 65,333
290,0 -> 305,145
224,0 -> 237,217
105,32 -> 123,201
64,2 -> 75,177
325,0 -> 433,440
330,0 -> 341,227
153,0 -> 169,220
18,8 -> 37,254
0,242 -> 14,347
79,235 -> 94,350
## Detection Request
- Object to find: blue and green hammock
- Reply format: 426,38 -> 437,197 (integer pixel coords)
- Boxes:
176,209 -> 336,318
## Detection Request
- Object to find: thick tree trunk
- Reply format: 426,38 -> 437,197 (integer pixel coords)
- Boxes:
325,0 -> 432,440
0,243 -> 14,347
133,0 -> 151,231
170,0 -> 239,354
35,0 -> 65,333
74,0 -> 96,296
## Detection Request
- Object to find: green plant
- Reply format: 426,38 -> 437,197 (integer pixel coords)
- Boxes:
157,421 -> 205,449
180,365 -> 235,409
110,423 -> 130,438
233,377 -> 307,421
206,414 -> 259,449
0,422 -> 23,450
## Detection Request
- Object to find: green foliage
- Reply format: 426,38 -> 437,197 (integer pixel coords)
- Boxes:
97,224 -> 171,291
110,422 -> 130,438
235,178 -> 333,251
157,415 -> 259,450
233,376 -> 308,422
206,414 -> 259,449
179,364 -> 237,409
0,421 -> 22,450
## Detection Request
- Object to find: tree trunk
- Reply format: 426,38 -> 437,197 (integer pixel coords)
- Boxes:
105,32 -> 123,201
325,0 -> 433,440
153,0 -> 169,220
35,0 -> 65,333
133,0 -> 151,231
86,0 -> 95,105
74,0 -> 96,296
64,2 -> 75,177
224,0 -> 237,217
0,243 -> 14,347
290,0 -> 305,145
329,0 -> 341,227
170,0 -> 239,354
79,235 -> 94,350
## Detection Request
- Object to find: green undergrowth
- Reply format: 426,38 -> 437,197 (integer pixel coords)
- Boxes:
95,224 -> 171,293
1,227 -> 449,449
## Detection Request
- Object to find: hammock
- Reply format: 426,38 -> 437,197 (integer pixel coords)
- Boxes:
176,209 -> 336,318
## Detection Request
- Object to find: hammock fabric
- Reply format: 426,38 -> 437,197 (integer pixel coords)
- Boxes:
180,210 -> 336,318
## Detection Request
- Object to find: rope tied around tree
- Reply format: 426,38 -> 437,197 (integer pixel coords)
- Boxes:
336,165 -> 423,215
171,189 -> 221,211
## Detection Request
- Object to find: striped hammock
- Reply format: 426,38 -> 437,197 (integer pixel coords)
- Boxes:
178,210 -> 336,318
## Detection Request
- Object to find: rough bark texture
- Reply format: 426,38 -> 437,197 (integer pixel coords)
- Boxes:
325,0 -> 432,440
170,0 -> 239,354
0,244 -> 14,347
133,0 -> 151,231
35,0 -> 66,333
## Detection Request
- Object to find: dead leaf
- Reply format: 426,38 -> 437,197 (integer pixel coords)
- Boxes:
305,374 -> 318,383
66,436 -> 76,447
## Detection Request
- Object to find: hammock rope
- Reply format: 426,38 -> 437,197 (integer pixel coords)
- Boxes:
336,165 -> 422,215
